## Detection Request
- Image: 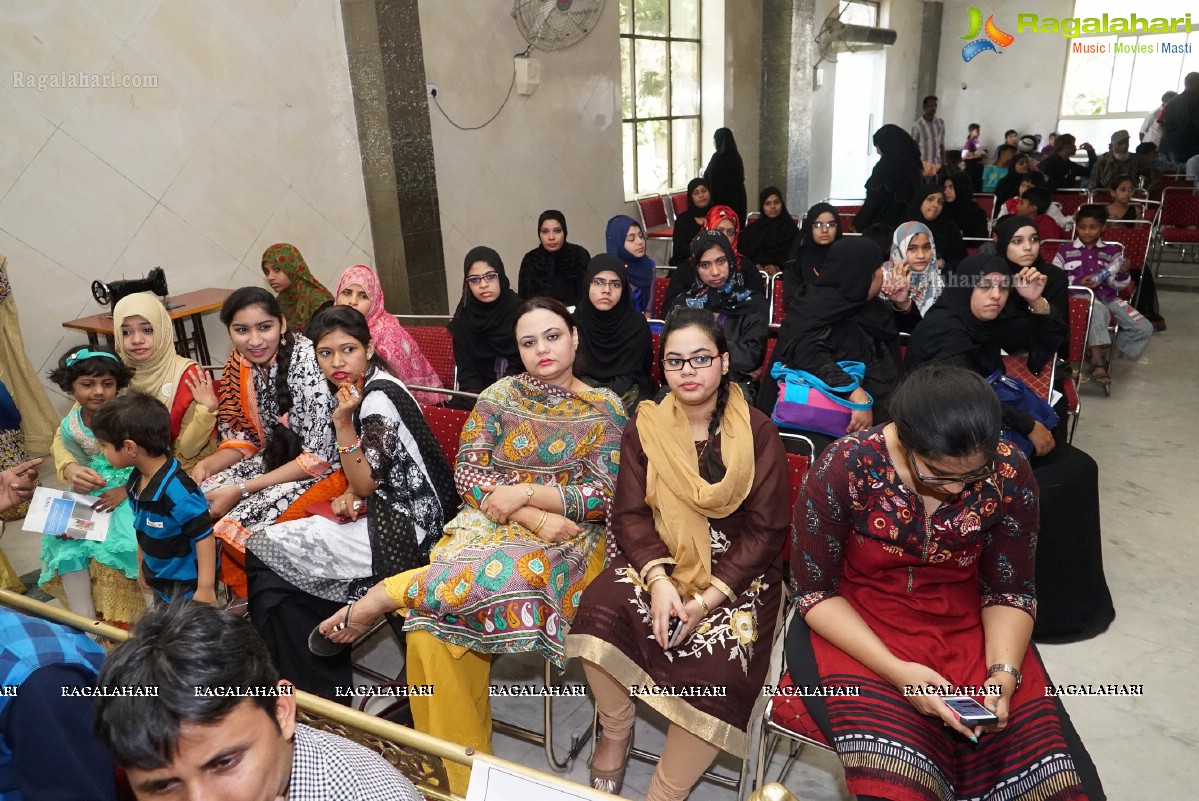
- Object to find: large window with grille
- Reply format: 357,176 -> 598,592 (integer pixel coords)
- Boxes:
619,0 -> 701,197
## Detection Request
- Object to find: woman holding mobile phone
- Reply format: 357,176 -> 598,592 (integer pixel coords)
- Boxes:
788,363 -> 1104,800
566,307 -> 789,800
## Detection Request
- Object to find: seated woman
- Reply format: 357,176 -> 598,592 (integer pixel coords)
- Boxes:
906,255 -> 1114,642
883,221 -> 943,333
518,210 -> 591,306
112,293 -> 216,473
189,288 -> 338,611
780,202 -> 843,309
992,215 -> 1069,372
908,184 -> 967,270
332,264 -> 444,404
667,232 -> 768,403
669,178 -> 712,267
448,247 -> 523,396
939,170 -> 991,239
315,298 -> 626,793
567,307 -> 789,800
261,243 -> 333,332
604,215 -> 656,315
663,206 -> 765,314
788,363 -> 1105,801
575,254 -> 656,412
245,305 -> 458,699
761,238 -> 903,453
994,154 -> 1032,205
739,185 -> 798,275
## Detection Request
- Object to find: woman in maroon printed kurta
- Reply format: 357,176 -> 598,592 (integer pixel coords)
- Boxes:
567,308 -> 789,801
787,364 -> 1104,801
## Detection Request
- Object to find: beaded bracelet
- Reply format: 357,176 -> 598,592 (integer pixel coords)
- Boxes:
337,438 -> 362,455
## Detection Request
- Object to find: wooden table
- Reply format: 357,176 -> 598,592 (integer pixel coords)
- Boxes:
62,288 -> 232,366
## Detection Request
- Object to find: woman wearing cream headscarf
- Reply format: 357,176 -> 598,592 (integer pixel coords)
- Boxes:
0,255 -> 56,455
111,293 -> 216,471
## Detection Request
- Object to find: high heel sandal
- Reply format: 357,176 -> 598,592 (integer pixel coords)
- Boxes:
307,601 -> 373,656
589,729 -> 634,795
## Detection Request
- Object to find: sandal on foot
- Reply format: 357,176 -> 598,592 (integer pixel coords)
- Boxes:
307,601 -> 371,657
589,730 -> 633,795
1089,366 -> 1112,386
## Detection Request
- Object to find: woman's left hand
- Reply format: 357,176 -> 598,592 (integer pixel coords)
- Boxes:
332,382 -> 363,425
980,672 -> 1017,732
668,599 -> 706,648
1013,266 -> 1047,303
205,485 -> 242,518
479,484 -> 532,523
846,388 -> 873,433
332,490 -> 364,521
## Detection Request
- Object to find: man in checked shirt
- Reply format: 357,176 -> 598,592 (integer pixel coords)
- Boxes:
92,602 -> 424,800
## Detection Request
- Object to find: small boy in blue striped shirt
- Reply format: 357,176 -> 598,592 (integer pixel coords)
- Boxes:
92,392 -> 216,605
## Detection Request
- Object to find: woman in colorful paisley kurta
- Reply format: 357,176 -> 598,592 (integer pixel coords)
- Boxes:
316,297 -> 626,794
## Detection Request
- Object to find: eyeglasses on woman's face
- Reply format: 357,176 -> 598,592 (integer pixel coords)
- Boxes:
466,272 -> 499,286
662,354 -> 717,372
812,220 -> 838,230
906,448 -> 996,487
590,278 -> 623,291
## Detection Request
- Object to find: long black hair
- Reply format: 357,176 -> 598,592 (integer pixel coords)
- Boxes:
660,306 -> 732,481
219,287 -> 301,471
889,363 -> 1002,460
48,344 -> 133,392
303,304 -> 394,379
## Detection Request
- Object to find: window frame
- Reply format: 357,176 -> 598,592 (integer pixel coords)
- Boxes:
620,0 -> 703,198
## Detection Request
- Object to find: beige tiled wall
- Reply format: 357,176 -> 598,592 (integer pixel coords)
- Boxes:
417,0 -> 624,304
0,0 -> 373,417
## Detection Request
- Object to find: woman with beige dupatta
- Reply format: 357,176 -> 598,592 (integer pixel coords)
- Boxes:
566,307 -> 789,801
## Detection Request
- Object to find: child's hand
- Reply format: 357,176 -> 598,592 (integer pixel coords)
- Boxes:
65,463 -> 107,494
1079,275 -> 1100,288
92,486 -> 127,513
192,586 -> 217,606
186,370 -> 219,413
138,565 -> 151,592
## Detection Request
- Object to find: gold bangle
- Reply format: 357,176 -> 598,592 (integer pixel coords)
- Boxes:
532,510 -> 549,534
646,574 -> 671,590
691,591 -> 710,617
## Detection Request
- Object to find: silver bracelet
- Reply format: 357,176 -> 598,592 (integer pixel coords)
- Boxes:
239,481 -> 250,499
987,662 -> 1022,689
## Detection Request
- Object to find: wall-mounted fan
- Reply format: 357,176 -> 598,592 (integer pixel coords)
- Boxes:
512,0 -> 604,52
815,6 -> 897,65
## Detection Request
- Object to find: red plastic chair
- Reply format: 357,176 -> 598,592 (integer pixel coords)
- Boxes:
419,404 -> 470,466
1052,191 -> 1088,216
650,331 -> 662,383
669,191 -> 689,219
1064,287 -> 1094,442
652,274 -> 671,319
1102,221 -> 1152,271
406,324 -> 456,390
1001,354 -> 1053,403
1158,187 -> 1199,248
1037,239 -> 1071,265
770,275 -> 786,328
636,194 -> 673,239
973,193 -> 996,220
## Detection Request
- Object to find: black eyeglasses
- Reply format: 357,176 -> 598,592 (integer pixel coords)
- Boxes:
906,448 -> 995,486
590,278 -> 623,291
663,354 -> 717,371
466,272 -> 499,286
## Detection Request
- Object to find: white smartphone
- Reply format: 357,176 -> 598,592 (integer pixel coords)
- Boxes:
942,696 -> 998,727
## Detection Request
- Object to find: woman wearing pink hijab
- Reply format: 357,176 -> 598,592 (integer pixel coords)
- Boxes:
333,265 -> 445,405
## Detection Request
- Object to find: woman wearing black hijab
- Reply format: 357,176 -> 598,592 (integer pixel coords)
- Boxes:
939,170 -> 990,238
908,184 -> 968,271
450,246 -> 523,396
669,231 -> 768,402
702,128 -> 748,222
663,206 -> 765,312
905,254 -> 1114,643
518,210 -> 591,306
738,186 -> 798,275
780,202 -> 843,309
575,254 -> 655,413
669,178 -> 712,267
992,215 -> 1069,372
853,124 -> 924,236
762,238 -> 903,452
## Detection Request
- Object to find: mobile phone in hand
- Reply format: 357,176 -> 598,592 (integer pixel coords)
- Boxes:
942,696 -> 998,727
666,615 -> 682,648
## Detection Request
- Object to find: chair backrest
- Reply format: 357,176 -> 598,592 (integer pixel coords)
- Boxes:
745,211 -> 761,225
669,191 -> 689,218
636,194 -> 671,232
770,275 -> 786,328
1150,174 -> 1196,199
405,324 -> 456,390
420,404 -> 470,466
1037,238 -> 1072,265
1160,187 -> 1199,229
1001,354 -> 1053,402
785,451 -> 811,507
650,331 -> 662,383
1101,222 -> 1152,271
1052,191 -> 1088,216
652,274 -> 671,319
763,337 -> 778,376
973,193 -> 996,219
1067,286 -> 1094,366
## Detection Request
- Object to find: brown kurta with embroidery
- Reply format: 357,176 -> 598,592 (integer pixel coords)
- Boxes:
565,407 -> 788,757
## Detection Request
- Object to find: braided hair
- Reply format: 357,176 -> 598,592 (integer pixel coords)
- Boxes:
659,307 -> 732,482
220,287 -> 303,471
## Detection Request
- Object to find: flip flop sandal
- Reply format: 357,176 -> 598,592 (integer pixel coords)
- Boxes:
1089,366 -> 1112,386
308,601 -> 369,657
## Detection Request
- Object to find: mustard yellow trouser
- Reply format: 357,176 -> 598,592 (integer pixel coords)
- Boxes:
406,629 -> 494,795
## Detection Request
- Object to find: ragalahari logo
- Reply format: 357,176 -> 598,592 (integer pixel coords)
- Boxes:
961,8 -> 1014,61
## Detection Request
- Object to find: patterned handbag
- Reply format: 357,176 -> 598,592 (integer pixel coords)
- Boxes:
769,361 -> 872,437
